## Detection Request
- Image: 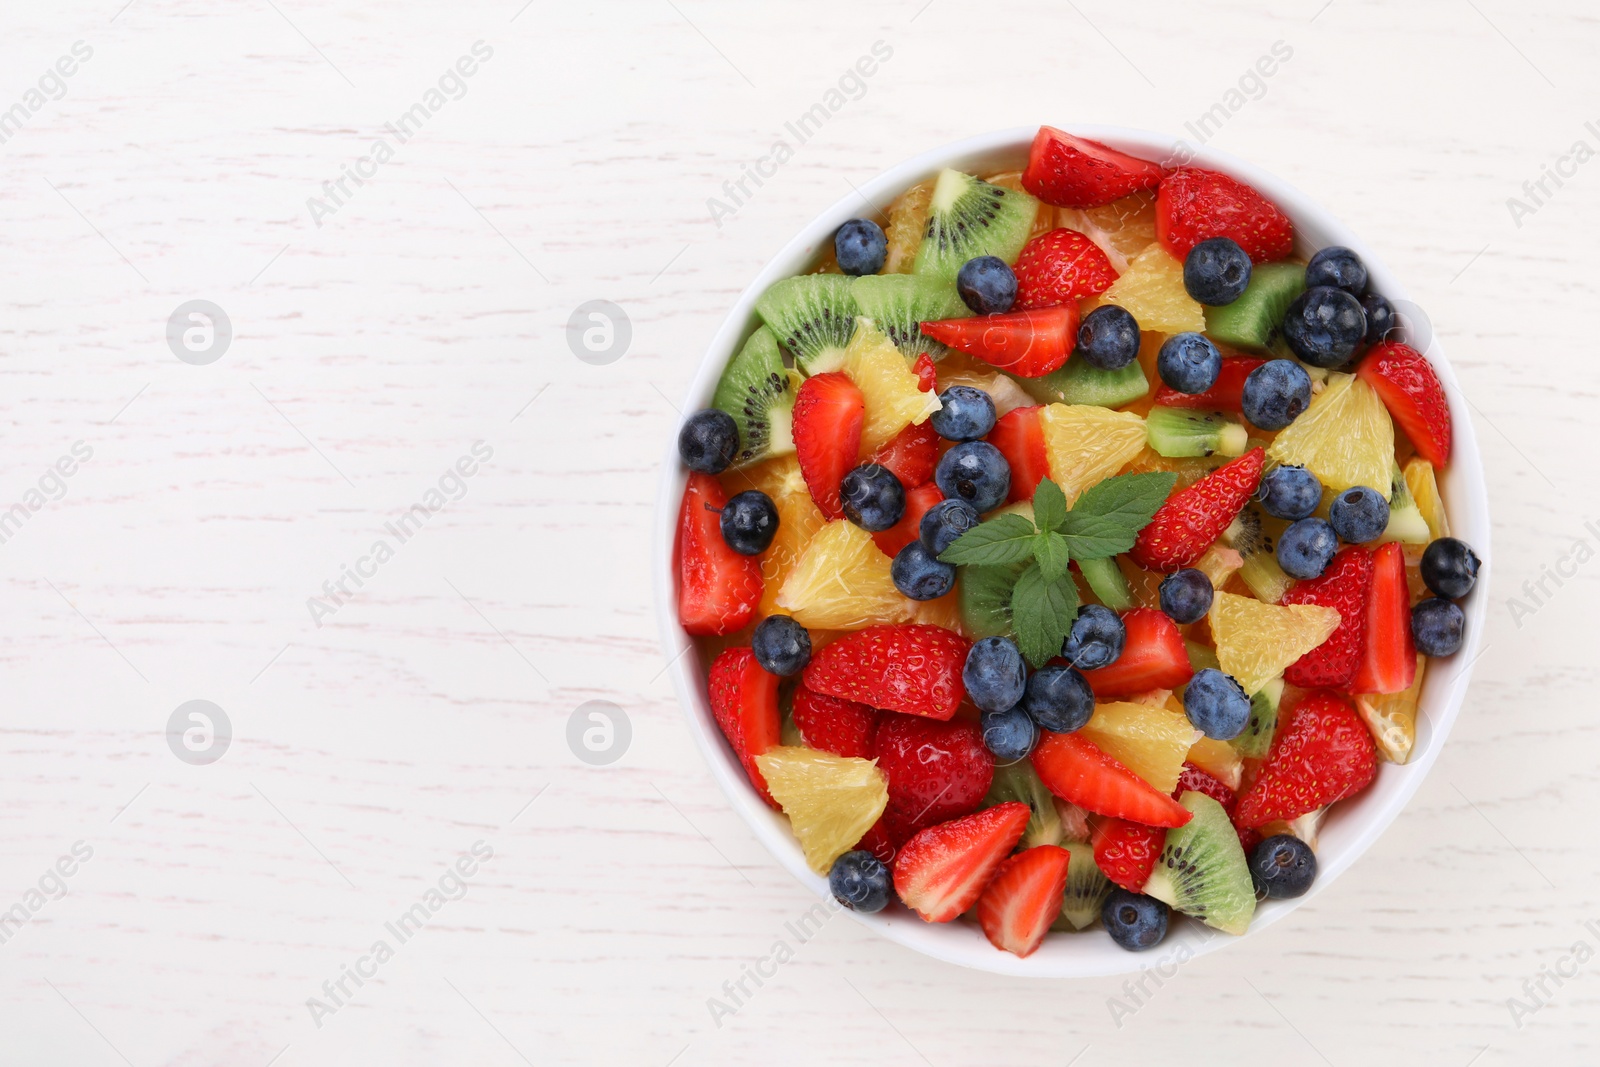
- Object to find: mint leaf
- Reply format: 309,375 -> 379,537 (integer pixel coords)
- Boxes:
1070,471 -> 1177,530
1031,478 -> 1068,534
1033,529 -> 1070,583
1010,564 -> 1080,668
938,514 -> 1037,567
1060,511 -> 1140,560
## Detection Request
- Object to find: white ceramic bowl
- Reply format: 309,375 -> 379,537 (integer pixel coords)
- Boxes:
653,126 -> 1490,977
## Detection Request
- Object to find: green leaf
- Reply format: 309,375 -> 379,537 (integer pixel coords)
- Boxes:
1061,471 -> 1178,560
1010,564 -> 1080,668
1060,511 -> 1140,561
1031,478 -> 1068,534
938,514 -> 1037,567
1033,529 -> 1070,583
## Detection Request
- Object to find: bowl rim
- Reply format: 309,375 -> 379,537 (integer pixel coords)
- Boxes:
651,125 -> 1490,977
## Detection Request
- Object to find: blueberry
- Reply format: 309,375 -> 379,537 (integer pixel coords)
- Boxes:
1182,668 -> 1252,740
935,441 -> 1011,514
840,463 -> 905,532
1360,291 -> 1395,345
834,218 -> 887,276
1241,359 -> 1312,431
956,255 -> 1018,315
1076,305 -> 1141,371
678,409 -> 739,474
963,636 -> 1028,714
1183,237 -> 1252,306
1277,517 -> 1338,580
1257,464 -> 1322,521
1102,888 -> 1168,951
1062,604 -> 1126,670
1159,568 -> 1214,625
1283,286 -> 1366,368
892,541 -> 957,601
829,850 -> 893,912
1305,246 -> 1368,296
919,498 -> 981,556
1156,332 -> 1222,395
1022,664 -> 1094,733
1412,597 -> 1465,656
980,703 -> 1039,762
1421,537 -> 1480,599
720,490 -> 779,555
930,385 -> 997,442
1249,834 -> 1318,899
1328,485 -> 1389,544
751,615 -> 811,676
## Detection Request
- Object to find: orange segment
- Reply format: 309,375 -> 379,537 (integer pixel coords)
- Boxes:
883,179 -> 932,274
1357,655 -> 1426,764
755,746 -> 889,873
1096,245 -> 1205,334
1055,189 -> 1157,273
1208,591 -> 1341,695
1404,456 -> 1450,540
843,320 -> 941,454
1079,701 -> 1201,793
1037,404 -> 1147,504
776,520 -> 913,630
1267,372 -> 1394,495
744,455 -> 827,618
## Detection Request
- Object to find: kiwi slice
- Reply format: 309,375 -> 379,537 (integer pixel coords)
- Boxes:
984,759 -> 1063,849
1146,407 -> 1249,459
852,274 -> 969,361
1186,640 -> 1222,673
1222,504 -> 1295,604
712,326 -> 797,469
1079,556 -> 1134,611
958,561 -> 1027,640
1053,838 -> 1113,931
1231,676 -> 1284,759
1143,792 -> 1257,935
1380,461 -> 1430,544
755,275 -> 858,374
913,169 -> 1038,283
1017,352 -> 1149,407
1205,262 -> 1306,354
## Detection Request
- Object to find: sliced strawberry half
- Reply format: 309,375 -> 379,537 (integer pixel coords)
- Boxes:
1174,761 -> 1236,811
792,372 -> 864,519
708,647 -> 782,807
1131,447 -> 1264,571
920,306 -> 1078,379
1349,542 -> 1417,695
987,405 -> 1050,503
802,624 -> 971,720
852,817 -> 899,865
1079,607 -> 1194,699
1013,229 -> 1119,308
1356,342 -> 1452,468
893,801 -> 1032,923
912,352 -> 938,393
677,472 -> 762,636
870,419 -> 940,490
976,845 -> 1074,958
1021,126 -> 1165,208
875,714 -> 993,836
1152,357 -> 1265,411
1234,691 -> 1377,828
1091,817 -> 1165,892
791,687 -> 879,759
1283,546 -> 1373,689
1031,732 -> 1193,828
1157,167 -> 1294,263
873,481 -> 943,558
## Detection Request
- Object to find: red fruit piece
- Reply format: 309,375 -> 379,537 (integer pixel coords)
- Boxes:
1152,357 -> 1265,411
912,352 -> 938,393
976,845 -> 1074,958
1031,732 -> 1193,828
873,481 -> 943,558
1356,342 -> 1452,467
1021,126 -> 1165,208
677,472 -> 762,636
1131,447 -> 1264,571
708,648 -> 782,807
893,802 -> 1031,923
870,421 -> 939,495
987,405 -> 1050,503
1091,817 -> 1165,892
1013,229 -> 1120,309
875,714 -> 994,836
791,687 -> 879,759
1283,546 -> 1373,689
1157,167 -> 1294,263
1234,691 -> 1377,828
1174,761 -> 1235,810
1079,607 -> 1194,699
920,306 -> 1079,379
792,372 -> 864,519
802,624 -> 971,720
1349,542 -> 1417,695
853,817 -> 898,865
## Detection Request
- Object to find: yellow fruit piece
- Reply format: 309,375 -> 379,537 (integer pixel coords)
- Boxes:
1097,245 -> 1205,334
932,366 -> 1034,417
1194,544 -> 1244,591
1357,655 -> 1426,764
1185,736 -> 1244,791
910,589 -> 964,632
1038,404 -> 1148,504
755,746 -> 889,874
777,520 -> 913,629
843,320 -> 941,454
1208,592 -> 1341,695
883,179 -> 932,274
1267,373 -> 1394,496
1080,701 -> 1201,793
1055,190 -> 1158,273
1404,456 -> 1450,540
744,455 -> 827,618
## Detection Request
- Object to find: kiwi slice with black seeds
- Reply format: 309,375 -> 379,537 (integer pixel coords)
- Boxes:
1222,504 -> 1295,604
958,561 -> 1028,640
1146,407 -> 1249,459
1205,261 -> 1306,354
1142,791 -> 1256,935
852,273 -> 969,361
1054,838 -> 1113,931
1381,461 -> 1430,544
712,326 -> 796,469
755,275 -> 858,374
1231,676 -> 1284,759
984,759 -> 1062,850
912,169 -> 1038,283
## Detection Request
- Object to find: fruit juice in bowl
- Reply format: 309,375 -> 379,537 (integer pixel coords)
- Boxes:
654,126 -> 1488,976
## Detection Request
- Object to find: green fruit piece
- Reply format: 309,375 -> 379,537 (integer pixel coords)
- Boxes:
852,274 -> 970,361
984,760 -> 1062,850
1016,352 -> 1149,408
1380,461 -> 1430,544
1186,640 -> 1222,673
1146,406 -> 1249,459
1079,556 -> 1134,611
712,326 -> 796,469
756,275 -> 858,374
1143,791 -> 1257,935
1205,262 -> 1306,353
1054,838 -> 1113,931
1231,676 -> 1284,759
1222,504 -> 1295,605
958,561 -> 1027,640
913,169 -> 1038,283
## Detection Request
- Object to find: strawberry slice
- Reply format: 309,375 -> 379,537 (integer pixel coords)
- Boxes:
708,648 -> 782,807
791,687 -> 879,759
852,817 -> 899,865
987,405 -> 1050,503
1031,732 -> 1193,828
875,714 -> 994,838
1152,357 -> 1265,411
1091,817 -> 1165,892
1234,691 -> 1377,827
1021,126 -> 1165,208
893,802 -> 1031,923
1349,542 -> 1417,695
1356,342 -> 1452,467
976,845 -> 1074,957
802,624 -> 971,720
676,472 -> 762,636
869,421 -> 939,496
1131,447 -> 1264,571
1013,229 -> 1120,308
873,481 -> 943,558
912,352 -> 938,393
1079,607 -> 1194,698
1174,761 -> 1236,810
1282,546 -> 1373,689
1157,167 -> 1294,263
792,372 -> 865,519
920,306 -> 1078,379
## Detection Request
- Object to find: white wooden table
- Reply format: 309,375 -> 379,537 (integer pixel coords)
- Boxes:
1,1 -> 1596,1063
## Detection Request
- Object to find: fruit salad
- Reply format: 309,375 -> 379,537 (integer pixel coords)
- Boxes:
672,125 -> 1479,959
